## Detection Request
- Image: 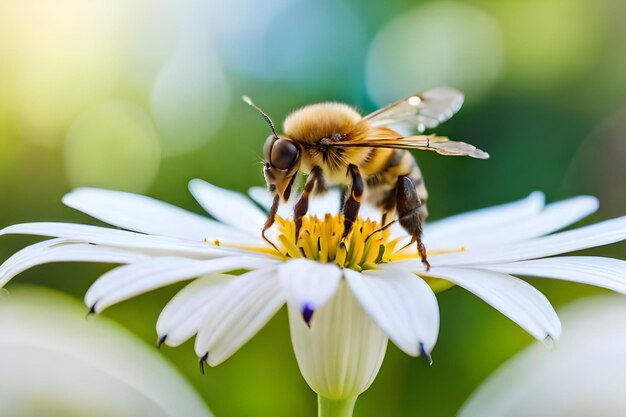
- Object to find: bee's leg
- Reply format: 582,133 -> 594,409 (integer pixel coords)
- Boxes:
294,167 -> 323,242
380,206 -> 397,228
364,218 -> 397,244
262,194 -> 280,252
342,164 -> 364,240
396,175 -> 430,270
364,188 -> 396,242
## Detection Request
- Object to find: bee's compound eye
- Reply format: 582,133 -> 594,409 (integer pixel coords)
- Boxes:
270,139 -> 299,170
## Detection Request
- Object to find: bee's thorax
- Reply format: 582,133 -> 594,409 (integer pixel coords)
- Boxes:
280,100 -> 428,217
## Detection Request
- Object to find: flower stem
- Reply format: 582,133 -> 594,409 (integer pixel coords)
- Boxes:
318,395 -> 357,417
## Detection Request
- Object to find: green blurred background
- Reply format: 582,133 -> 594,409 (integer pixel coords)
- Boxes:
1,0 -> 625,416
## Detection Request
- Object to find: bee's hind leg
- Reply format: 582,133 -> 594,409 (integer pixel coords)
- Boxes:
342,164 -> 364,240
395,175 -> 430,270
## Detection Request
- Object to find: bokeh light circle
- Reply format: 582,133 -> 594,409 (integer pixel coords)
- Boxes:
565,107 -> 626,217
262,1 -> 366,82
64,100 -> 161,193
10,0 -> 127,148
206,0 -> 292,79
494,0 -> 604,91
150,51 -> 229,156
210,0 -> 366,83
366,2 -> 503,106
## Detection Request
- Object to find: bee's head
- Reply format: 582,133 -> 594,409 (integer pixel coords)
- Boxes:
243,95 -> 301,202
262,135 -> 301,202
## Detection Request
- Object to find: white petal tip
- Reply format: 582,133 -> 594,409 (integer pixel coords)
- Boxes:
62,187 -> 126,208
302,304 -> 315,327
198,353 -> 208,375
189,178 -> 215,191
529,191 -> 546,204
0,224 -> 20,237
542,334 -> 558,350
86,303 -> 100,316
420,342 -> 433,365
85,295 -> 107,315
578,195 -> 600,212
62,187 -> 93,200
188,179 -> 213,196
188,178 -> 203,191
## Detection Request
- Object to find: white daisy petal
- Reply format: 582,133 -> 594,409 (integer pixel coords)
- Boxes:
3,177 -> 626,412
288,280 -> 388,400
193,268 -> 285,366
0,223 -> 235,258
431,195 -> 599,250
425,268 -> 561,341
248,186 -> 274,211
278,259 -> 342,327
0,239 -> 148,288
63,187 -> 254,243
425,192 -> 545,245
156,274 -> 233,347
248,185 -> 296,218
359,201 -> 384,222
308,189 -> 342,217
428,216 -> 626,267
459,295 -> 626,417
483,257 -> 626,295
85,256 -> 277,313
344,269 -> 439,358
0,286 -> 213,417
189,179 -> 266,235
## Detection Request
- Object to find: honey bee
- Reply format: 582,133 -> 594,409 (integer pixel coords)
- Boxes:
244,88 -> 489,268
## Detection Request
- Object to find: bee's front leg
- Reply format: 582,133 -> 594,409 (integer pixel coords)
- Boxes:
396,175 -> 430,270
342,164 -> 363,240
262,194 -> 280,251
294,166 -> 323,242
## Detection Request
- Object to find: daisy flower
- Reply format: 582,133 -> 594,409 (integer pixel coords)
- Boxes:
0,286 -> 212,417
2,179 -> 626,416
459,294 -> 626,417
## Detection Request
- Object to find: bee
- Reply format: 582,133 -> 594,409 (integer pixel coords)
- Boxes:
244,88 -> 489,268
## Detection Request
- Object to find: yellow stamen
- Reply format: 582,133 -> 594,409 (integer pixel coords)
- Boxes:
204,214 -> 466,275
278,234 -> 302,258
335,242 -> 348,266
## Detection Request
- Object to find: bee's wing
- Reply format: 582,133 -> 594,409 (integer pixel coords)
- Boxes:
365,87 -> 464,132
330,135 -> 489,159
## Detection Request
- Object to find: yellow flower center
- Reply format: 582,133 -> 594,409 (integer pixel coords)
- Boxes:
274,214 -> 401,271
210,214 -> 458,269
206,214 -> 467,292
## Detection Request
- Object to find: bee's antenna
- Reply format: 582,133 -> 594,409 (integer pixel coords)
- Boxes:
242,95 -> 279,138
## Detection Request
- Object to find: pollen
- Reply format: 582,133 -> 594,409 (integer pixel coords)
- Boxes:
271,214 -> 402,271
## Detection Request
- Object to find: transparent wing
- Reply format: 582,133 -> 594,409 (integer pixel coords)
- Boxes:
328,135 -> 489,159
365,87 -> 464,132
